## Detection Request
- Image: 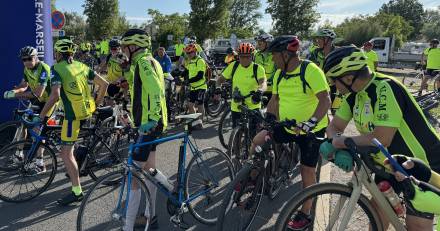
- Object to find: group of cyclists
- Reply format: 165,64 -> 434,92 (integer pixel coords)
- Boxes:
3,25 -> 440,231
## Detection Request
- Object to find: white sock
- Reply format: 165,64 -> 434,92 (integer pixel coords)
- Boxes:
123,188 -> 141,231
144,180 -> 157,218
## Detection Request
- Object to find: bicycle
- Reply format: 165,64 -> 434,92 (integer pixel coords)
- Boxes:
216,117 -> 323,231
205,60 -> 230,118
0,110 -> 130,203
402,63 -> 425,91
415,91 -> 440,128
76,113 -> 235,230
227,102 -> 264,170
168,68 -> 191,125
274,138 -> 418,231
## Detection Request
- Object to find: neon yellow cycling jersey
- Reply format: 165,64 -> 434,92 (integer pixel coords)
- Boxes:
222,61 -> 266,112
185,56 -> 207,90
254,51 -> 276,89
336,72 -> 440,172
51,60 -> 96,120
364,50 -> 379,71
130,51 -> 168,130
23,61 -> 51,102
106,56 -> 123,83
272,61 -> 330,134
426,48 -> 440,70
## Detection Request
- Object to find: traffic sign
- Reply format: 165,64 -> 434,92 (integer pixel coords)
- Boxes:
52,30 -> 65,37
51,10 -> 65,30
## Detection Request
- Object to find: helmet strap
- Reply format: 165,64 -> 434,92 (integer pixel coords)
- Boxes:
127,46 -> 143,63
335,70 -> 361,93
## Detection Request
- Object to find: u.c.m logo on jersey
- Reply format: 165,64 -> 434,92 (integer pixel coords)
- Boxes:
378,85 -> 387,111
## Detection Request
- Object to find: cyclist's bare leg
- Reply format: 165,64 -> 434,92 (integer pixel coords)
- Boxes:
406,215 -> 433,231
125,151 -> 157,230
188,102 -> 196,114
419,76 -> 429,93
299,165 -> 316,214
250,130 -> 268,155
60,144 -> 80,187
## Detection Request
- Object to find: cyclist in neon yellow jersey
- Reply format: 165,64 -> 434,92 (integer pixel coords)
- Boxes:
39,39 -> 108,206
322,46 -> 440,230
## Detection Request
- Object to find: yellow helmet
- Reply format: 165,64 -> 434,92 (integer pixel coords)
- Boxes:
54,39 -> 77,54
121,29 -> 151,48
323,46 -> 368,78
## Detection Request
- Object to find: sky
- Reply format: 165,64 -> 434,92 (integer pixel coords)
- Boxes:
56,0 -> 439,31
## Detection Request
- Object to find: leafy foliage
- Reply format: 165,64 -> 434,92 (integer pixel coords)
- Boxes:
189,0 -> 231,41
228,0 -> 262,38
147,9 -> 189,47
83,0 -> 119,40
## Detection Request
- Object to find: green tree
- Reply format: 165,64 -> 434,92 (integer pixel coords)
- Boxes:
114,14 -> 131,37
147,9 -> 189,47
189,0 -> 232,41
382,15 -> 413,48
266,0 -> 320,36
335,16 -> 383,46
228,0 -> 262,38
63,12 -> 87,41
83,0 -> 119,40
379,0 -> 424,38
421,7 -> 440,40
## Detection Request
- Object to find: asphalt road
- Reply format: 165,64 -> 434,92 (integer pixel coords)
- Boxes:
0,116 -> 311,231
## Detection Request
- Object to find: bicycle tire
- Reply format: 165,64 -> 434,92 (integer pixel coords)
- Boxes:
228,126 -> 249,171
216,163 -> 264,231
0,140 -> 57,203
77,171 -> 152,231
87,137 -> 125,183
205,89 -> 226,118
218,108 -> 232,149
274,182 -> 382,231
0,120 -> 24,150
185,147 -> 235,225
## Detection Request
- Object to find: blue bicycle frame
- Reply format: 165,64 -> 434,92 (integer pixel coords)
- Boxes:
118,129 -> 221,216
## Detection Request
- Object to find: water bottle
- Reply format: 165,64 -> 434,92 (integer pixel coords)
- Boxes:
149,168 -> 174,191
378,181 -> 405,217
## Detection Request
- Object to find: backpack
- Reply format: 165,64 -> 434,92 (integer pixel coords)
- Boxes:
230,61 -> 259,84
276,60 -> 311,94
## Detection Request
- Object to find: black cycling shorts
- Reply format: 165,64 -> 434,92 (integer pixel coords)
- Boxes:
189,89 -> 206,105
132,122 -> 163,162
272,126 -> 326,168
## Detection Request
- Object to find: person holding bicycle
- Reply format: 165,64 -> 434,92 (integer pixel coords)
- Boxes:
321,46 -> 440,230
120,28 -> 168,230
38,39 -> 108,205
3,46 -> 56,173
419,39 -> 440,95
215,42 -> 267,135
251,36 -> 331,230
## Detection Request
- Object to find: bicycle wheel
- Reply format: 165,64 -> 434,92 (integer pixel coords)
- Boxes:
216,163 -> 264,231
77,171 -> 152,231
205,93 -> 226,118
274,183 -> 382,231
218,108 -> 232,149
0,121 -> 25,150
185,147 -> 235,225
228,126 -> 249,170
87,137 -> 126,182
0,140 -> 57,202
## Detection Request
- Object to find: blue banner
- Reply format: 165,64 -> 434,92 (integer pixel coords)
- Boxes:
0,0 -> 52,122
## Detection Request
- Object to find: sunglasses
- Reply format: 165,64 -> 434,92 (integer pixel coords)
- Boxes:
22,57 -> 33,62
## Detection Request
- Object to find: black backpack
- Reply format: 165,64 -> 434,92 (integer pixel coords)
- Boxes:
230,61 -> 259,84
276,60 -> 311,94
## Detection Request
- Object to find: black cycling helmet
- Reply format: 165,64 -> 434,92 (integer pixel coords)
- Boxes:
19,46 -> 38,58
109,39 -> 121,48
267,35 -> 300,53
431,39 -> 439,45
226,47 -> 234,54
